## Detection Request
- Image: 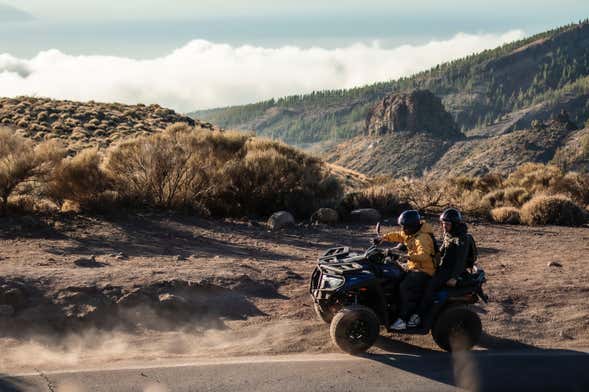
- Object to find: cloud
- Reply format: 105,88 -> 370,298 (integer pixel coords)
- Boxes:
0,4 -> 34,21
0,30 -> 525,112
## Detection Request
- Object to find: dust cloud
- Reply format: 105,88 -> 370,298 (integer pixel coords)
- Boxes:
0,319 -> 323,374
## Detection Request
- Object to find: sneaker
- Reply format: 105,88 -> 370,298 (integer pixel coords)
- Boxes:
390,318 -> 407,331
407,314 -> 421,328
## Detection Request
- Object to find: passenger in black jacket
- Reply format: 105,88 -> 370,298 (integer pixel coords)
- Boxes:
415,208 -> 469,323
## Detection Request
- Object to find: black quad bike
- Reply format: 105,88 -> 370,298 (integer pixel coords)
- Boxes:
309,224 -> 488,354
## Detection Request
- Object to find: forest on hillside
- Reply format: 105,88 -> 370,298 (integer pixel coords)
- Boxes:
194,20 -> 589,144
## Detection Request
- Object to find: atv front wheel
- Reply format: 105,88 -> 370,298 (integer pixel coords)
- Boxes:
314,303 -> 336,324
330,305 -> 380,355
432,306 -> 482,352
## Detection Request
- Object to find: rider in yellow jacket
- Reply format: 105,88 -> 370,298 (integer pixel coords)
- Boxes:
377,210 -> 435,330
381,221 -> 436,276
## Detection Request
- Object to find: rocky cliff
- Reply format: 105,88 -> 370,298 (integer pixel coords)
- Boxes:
365,90 -> 461,139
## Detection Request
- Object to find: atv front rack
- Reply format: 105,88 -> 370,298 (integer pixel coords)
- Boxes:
319,247 -> 350,262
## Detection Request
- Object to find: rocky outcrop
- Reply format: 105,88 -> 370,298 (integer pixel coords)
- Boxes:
365,90 -> 461,139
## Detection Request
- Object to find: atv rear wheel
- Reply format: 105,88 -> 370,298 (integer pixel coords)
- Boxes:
432,306 -> 482,352
314,303 -> 336,324
330,306 -> 380,355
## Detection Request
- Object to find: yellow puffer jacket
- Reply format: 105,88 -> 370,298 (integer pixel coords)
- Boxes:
381,221 -> 436,276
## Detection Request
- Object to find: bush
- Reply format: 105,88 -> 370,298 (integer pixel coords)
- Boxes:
0,127 -> 64,214
105,124 -> 221,210
218,137 -> 341,217
394,176 -> 451,211
490,207 -> 521,224
480,187 -> 530,210
556,172 -> 589,205
505,163 -> 562,194
520,194 -> 586,226
104,124 -> 340,217
338,184 -> 406,217
46,148 -> 113,209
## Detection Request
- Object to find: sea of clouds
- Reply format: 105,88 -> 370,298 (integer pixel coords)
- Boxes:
0,30 -> 524,112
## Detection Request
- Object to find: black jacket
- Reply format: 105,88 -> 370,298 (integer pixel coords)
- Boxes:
438,222 -> 469,281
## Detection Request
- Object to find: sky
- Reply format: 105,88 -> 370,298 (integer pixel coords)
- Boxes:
0,1 -> 588,111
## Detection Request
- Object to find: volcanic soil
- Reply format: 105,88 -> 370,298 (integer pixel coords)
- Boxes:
0,213 -> 588,372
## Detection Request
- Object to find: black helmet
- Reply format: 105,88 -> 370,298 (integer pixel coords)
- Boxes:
398,210 -> 421,228
440,208 -> 462,223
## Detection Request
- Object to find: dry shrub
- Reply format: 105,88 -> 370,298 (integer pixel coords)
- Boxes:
394,176 -> 451,211
105,124 -> 216,209
505,163 -> 589,205
480,187 -> 530,210
490,207 -> 521,224
338,183 -> 406,217
46,148 -> 113,209
104,124 -> 340,217
218,137 -> 341,217
0,127 -> 65,214
520,194 -> 586,226
61,199 -> 81,213
505,163 -> 562,194
556,172 -> 589,205
451,173 -> 503,194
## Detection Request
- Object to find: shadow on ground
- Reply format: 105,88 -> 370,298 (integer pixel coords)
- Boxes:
0,375 -> 33,392
367,333 -> 589,391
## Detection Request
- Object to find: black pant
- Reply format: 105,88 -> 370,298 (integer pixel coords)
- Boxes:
398,271 -> 430,320
417,272 -> 450,318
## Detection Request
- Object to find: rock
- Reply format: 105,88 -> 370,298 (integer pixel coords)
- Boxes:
116,289 -> 151,308
311,208 -> 339,225
115,252 -> 128,260
3,288 -> 27,309
559,330 -> 573,340
548,261 -> 563,268
267,211 -> 295,230
365,89 -> 461,139
0,304 -> 15,317
73,256 -> 108,268
158,293 -> 191,313
349,208 -> 382,224
175,255 -> 188,261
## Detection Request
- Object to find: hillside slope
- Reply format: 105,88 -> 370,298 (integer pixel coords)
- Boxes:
193,20 -> 589,146
0,97 -> 213,152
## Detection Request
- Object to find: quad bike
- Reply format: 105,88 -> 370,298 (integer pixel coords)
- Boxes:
309,223 -> 488,354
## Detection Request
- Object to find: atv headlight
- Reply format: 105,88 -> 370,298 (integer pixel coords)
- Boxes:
321,275 -> 345,290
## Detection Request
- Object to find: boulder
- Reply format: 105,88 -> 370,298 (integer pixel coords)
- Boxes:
267,211 -> 295,230
349,208 -> 381,224
311,208 -> 339,225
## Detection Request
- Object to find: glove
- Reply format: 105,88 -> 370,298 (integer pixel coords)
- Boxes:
372,237 -> 382,245
446,278 -> 458,287
398,255 -> 410,264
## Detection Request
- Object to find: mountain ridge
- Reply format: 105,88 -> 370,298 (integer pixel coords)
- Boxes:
192,20 -> 589,145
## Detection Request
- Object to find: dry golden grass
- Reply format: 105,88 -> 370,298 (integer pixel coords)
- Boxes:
490,206 -> 521,224
520,194 -> 586,226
